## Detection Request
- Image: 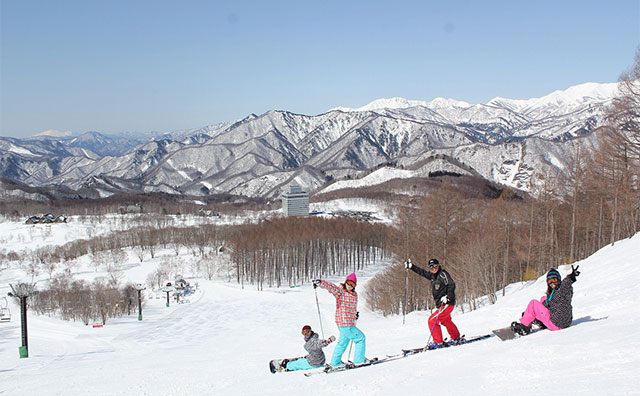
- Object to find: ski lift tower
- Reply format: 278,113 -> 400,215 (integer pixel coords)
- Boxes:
135,283 -> 146,321
8,283 -> 39,358
162,282 -> 173,307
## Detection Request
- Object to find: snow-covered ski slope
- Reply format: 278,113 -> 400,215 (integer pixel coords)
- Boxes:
1,231 -> 639,395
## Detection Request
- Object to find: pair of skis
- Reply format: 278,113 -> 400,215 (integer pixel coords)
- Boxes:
397,333 -> 492,356
302,356 -> 395,376
302,334 -> 492,376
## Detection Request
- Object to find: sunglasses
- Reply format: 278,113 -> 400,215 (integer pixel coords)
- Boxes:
428,264 -> 439,269
547,279 -> 559,285
302,329 -> 311,335
345,280 -> 356,288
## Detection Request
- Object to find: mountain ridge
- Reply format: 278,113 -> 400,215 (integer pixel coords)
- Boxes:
0,82 -> 618,200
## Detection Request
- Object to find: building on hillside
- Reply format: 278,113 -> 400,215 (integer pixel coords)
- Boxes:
25,213 -> 68,224
281,184 -> 309,217
118,203 -> 143,215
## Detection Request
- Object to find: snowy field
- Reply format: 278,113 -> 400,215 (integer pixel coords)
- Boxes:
0,217 -> 639,395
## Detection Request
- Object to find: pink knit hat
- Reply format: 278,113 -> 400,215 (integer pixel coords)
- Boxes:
346,273 -> 357,285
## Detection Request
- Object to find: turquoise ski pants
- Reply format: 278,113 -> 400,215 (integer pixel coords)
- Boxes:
286,357 -> 321,371
331,326 -> 366,366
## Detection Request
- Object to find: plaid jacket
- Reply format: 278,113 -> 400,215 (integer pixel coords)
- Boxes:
319,280 -> 358,327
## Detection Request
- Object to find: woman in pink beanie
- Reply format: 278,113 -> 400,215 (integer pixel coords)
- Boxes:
313,273 -> 366,367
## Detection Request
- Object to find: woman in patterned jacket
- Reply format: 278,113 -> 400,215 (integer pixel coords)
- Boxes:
511,265 -> 580,335
313,273 -> 366,367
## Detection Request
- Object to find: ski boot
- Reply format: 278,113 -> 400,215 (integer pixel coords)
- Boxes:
426,341 -> 445,349
326,361 -> 345,371
278,359 -> 289,372
510,321 -> 531,336
532,319 -> 547,330
349,357 -> 378,368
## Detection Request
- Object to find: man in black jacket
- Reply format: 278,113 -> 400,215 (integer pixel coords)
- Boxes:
405,258 -> 461,348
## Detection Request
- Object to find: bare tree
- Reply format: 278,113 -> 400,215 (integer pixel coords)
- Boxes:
198,256 -> 217,280
134,245 -> 147,263
74,281 -> 94,325
104,249 -> 127,287
22,257 -> 41,280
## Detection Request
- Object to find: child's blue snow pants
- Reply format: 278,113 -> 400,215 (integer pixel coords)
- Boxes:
286,357 -> 321,371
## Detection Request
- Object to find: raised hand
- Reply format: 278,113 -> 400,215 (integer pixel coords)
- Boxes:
569,265 -> 580,282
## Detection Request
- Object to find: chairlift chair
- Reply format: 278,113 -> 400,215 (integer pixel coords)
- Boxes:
0,297 -> 10,322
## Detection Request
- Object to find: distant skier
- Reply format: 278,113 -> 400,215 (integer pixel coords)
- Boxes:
511,266 -> 580,335
313,273 -> 366,367
405,258 -> 461,348
284,325 -> 335,371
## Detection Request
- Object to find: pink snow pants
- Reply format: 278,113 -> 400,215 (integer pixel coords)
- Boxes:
519,296 -> 561,331
428,304 -> 460,343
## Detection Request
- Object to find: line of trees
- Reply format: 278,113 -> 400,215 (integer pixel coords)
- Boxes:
228,217 -> 389,290
0,190 -> 271,219
15,222 -> 233,323
3,224 -> 231,284
29,273 -> 141,325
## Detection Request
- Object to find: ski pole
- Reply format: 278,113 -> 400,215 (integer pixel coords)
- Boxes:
314,286 -> 325,339
347,340 -> 353,362
403,264 -> 409,325
424,305 -> 445,350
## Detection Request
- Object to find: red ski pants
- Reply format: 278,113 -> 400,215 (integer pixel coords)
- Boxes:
428,304 -> 460,343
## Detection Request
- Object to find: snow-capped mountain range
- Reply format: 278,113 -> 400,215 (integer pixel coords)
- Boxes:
0,82 -> 618,200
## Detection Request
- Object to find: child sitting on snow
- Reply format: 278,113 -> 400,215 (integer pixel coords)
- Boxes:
284,325 -> 335,371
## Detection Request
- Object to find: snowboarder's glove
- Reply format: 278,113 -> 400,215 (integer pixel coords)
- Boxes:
312,279 -> 321,288
569,265 -> 580,282
440,295 -> 449,305
325,335 -> 336,344
404,259 -> 412,269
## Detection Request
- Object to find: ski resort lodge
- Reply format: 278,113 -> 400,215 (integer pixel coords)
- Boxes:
281,184 -> 309,217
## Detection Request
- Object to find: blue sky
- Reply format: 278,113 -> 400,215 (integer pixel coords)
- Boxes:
1,0 -> 639,138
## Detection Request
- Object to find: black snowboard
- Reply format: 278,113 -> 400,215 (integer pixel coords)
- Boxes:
492,326 -> 519,341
